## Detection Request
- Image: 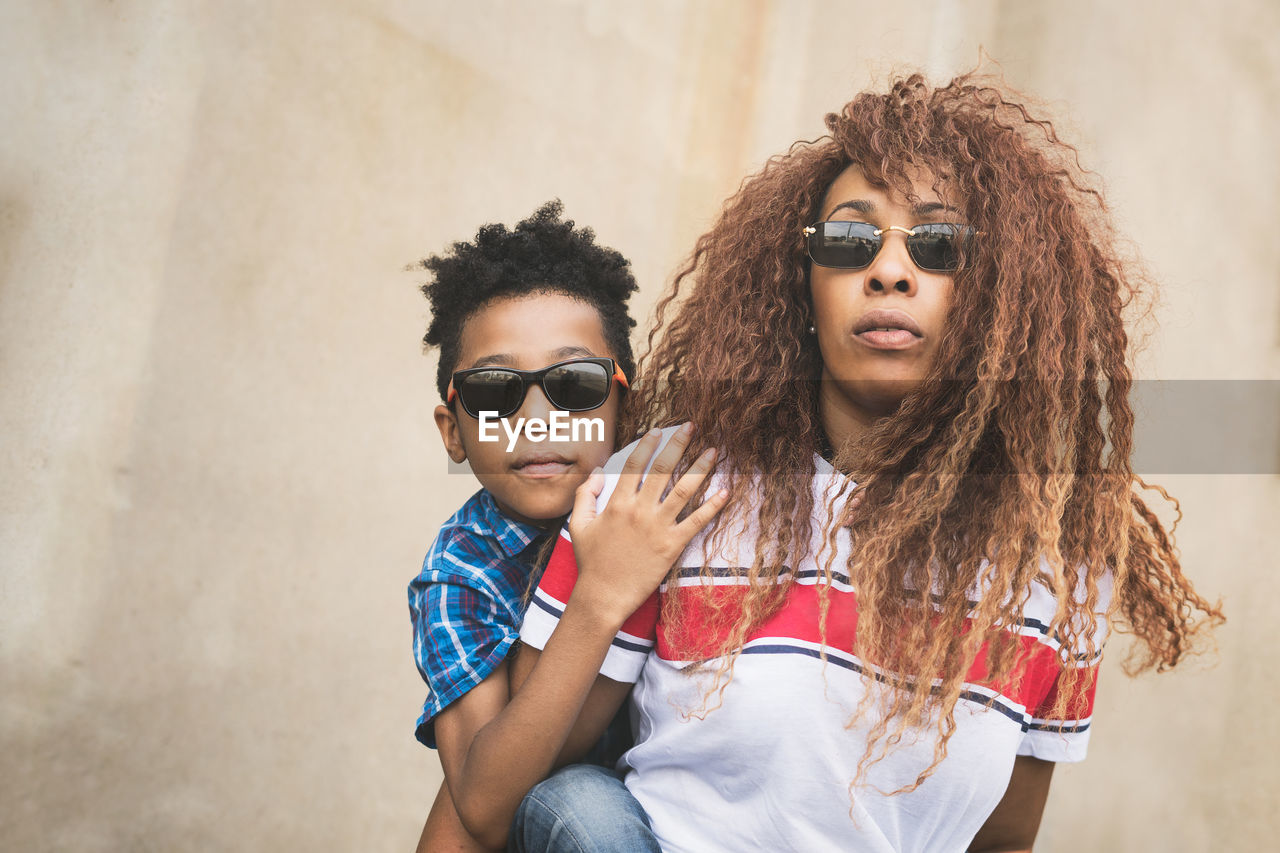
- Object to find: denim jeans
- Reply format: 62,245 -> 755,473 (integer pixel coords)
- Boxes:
508,764 -> 661,852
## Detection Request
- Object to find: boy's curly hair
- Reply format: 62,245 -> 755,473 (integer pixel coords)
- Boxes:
419,200 -> 639,400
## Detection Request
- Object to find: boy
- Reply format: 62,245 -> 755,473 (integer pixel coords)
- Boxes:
409,202 -> 723,851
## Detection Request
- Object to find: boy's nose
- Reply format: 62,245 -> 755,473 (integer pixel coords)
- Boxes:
518,383 -> 555,422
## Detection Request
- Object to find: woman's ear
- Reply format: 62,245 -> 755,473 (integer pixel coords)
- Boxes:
433,404 -> 467,464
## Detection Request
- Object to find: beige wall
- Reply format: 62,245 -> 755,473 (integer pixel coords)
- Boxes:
2,1 -> 1276,850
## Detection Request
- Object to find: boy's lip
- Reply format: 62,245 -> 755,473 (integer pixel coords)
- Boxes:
510,451 -> 573,477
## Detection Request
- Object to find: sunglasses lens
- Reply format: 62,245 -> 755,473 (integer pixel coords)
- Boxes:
458,370 -> 524,417
542,361 -> 612,412
809,221 -> 879,268
908,224 -> 969,271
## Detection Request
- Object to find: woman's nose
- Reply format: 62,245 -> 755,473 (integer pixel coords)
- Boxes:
863,232 -> 918,296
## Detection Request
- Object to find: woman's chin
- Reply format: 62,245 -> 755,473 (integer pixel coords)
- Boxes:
833,376 -> 928,416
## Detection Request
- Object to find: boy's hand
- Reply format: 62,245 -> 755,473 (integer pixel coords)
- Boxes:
567,422 -> 729,627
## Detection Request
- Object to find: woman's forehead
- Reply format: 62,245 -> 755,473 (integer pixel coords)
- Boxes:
820,163 -> 962,219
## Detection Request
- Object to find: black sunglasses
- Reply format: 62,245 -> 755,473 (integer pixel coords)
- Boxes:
803,221 -> 976,272
447,356 -> 628,419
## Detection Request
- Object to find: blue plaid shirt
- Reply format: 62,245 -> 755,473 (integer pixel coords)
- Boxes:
408,489 -> 546,748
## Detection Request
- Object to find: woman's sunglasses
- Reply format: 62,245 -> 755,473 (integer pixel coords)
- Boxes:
447,356 -> 628,419
803,221 -> 976,273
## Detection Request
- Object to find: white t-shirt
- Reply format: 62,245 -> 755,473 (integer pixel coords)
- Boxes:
521,427 -> 1108,852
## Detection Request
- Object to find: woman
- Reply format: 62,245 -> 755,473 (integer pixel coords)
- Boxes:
511,72 -> 1223,852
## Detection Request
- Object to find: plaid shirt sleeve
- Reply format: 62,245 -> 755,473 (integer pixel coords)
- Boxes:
409,576 -> 518,748
408,504 -> 533,748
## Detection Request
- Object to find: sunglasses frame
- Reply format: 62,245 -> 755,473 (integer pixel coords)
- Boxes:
447,356 -> 629,419
802,221 -> 977,273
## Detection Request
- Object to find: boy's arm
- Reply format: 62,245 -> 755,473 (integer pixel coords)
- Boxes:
507,645 -> 633,768
420,650 -> 620,851
433,600 -> 629,849
416,779 -> 496,853
434,426 -> 726,850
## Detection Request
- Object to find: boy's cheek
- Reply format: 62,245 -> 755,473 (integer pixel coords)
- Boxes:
500,482 -> 568,515
455,402 -> 618,523
468,444 -> 615,525
575,435 -> 616,474
475,469 -> 579,526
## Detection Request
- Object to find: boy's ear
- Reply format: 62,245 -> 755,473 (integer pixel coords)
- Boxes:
433,404 -> 468,464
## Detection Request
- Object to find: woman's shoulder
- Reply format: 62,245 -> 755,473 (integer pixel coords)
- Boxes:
1006,558 -> 1115,656
599,426 -> 850,518
602,425 -> 686,473
596,426 -> 711,515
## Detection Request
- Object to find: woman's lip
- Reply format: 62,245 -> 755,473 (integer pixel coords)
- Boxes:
853,308 -> 924,337
854,329 -> 924,350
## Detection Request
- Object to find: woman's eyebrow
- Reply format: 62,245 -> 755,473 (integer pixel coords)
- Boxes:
826,199 -> 959,218
827,199 -> 874,217
911,201 -> 960,217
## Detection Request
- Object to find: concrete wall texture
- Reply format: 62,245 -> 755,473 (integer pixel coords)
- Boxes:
3,1 -> 1277,850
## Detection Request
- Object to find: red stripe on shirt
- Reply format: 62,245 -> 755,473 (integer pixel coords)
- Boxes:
540,535 -> 1095,720
657,581 -> 1094,716
541,533 -> 660,639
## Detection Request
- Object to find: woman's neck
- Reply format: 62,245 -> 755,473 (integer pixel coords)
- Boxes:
817,375 -> 889,472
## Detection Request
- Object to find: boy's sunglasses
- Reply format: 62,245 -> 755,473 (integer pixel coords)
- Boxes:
803,221 -> 976,273
447,356 -> 628,419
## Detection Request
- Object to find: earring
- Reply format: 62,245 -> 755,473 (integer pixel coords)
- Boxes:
807,324 -> 816,335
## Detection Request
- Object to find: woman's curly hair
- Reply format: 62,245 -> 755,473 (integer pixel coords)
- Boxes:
624,72 -> 1224,792
419,199 -> 638,401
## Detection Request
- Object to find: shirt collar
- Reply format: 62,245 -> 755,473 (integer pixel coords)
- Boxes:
475,489 -> 544,558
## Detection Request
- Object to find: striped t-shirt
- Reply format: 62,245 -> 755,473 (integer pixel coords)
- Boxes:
520,427 -> 1107,852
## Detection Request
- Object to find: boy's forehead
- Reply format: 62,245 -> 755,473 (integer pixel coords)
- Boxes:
455,292 -> 613,371
466,344 -> 598,370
